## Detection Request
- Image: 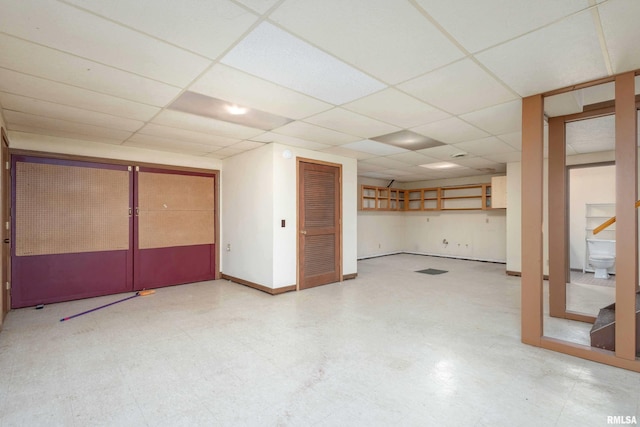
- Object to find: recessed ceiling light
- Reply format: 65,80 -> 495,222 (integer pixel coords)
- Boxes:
226,104 -> 248,115
371,130 -> 444,151
419,161 -> 464,170
168,91 -> 292,130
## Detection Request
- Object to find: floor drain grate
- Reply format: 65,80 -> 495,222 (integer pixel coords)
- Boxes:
416,268 -> 448,275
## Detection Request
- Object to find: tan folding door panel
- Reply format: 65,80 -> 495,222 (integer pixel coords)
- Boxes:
298,161 -> 341,290
134,169 -> 216,289
11,157 -> 133,308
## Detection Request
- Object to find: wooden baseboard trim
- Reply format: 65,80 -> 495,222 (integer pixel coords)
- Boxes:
506,270 -> 549,280
343,273 -> 357,280
221,274 -> 296,295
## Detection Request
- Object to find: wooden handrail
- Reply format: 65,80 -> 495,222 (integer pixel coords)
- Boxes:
593,200 -> 640,235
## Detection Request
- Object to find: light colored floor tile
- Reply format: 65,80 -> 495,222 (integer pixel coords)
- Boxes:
0,254 -> 638,426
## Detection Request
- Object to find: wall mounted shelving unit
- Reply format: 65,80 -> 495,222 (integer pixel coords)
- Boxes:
360,181 -> 505,212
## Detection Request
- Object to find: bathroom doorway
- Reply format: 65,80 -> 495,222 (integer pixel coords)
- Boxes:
567,162 -> 616,317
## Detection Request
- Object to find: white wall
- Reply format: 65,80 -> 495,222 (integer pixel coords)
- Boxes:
506,151 -> 616,275
221,144 -> 275,286
357,177 -> 405,258
357,174 -> 507,262
403,210 -> 506,262
568,165 -> 615,270
506,162 -> 522,273
222,143 -> 357,289
8,131 -> 222,170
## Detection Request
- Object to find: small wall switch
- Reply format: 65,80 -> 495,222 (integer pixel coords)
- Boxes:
226,244 -> 231,252
281,219 -> 285,227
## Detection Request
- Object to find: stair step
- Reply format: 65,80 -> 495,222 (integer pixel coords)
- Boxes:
590,307 -> 615,334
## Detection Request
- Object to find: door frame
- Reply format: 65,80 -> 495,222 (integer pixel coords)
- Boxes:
296,157 -> 343,290
1,128 -> 10,326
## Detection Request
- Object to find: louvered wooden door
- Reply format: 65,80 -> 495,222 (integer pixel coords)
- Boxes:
298,160 -> 341,290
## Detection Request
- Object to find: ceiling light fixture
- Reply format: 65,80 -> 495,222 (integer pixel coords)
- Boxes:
226,104 -> 248,115
420,161 -> 463,170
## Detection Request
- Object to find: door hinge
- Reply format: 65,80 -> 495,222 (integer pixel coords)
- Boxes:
128,166 -> 132,172
136,166 -> 140,172
5,161 -> 9,170
5,281 -> 10,291
5,221 -> 8,230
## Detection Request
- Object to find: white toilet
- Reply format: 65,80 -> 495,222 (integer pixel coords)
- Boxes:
587,239 -> 616,279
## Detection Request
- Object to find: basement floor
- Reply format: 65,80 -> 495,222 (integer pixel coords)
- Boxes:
0,254 -> 638,426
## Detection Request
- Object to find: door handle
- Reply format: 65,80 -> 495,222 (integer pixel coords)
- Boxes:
3,239 -> 8,244
300,230 -> 307,235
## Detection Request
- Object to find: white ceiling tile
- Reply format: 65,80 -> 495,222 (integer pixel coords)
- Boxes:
64,0 -> 258,59
252,132 -> 331,150
416,144 -> 475,160
359,171 -> 396,180
125,134 -> 216,156
152,110 -> 264,140
343,88 -> 450,128
460,100 -> 522,135
381,169 -> 414,177
304,108 -> 401,138
360,157 -> 414,170
272,121 -> 359,145
566,114 -> 615,153
138,123 -> 240,147
398,59 -> 516,114
269,0 -> 464,84
4,110 -> 132,141
357,163 -> 387,172
206,147 -> 246,159
228,140 -> 267,151
449,156 -> 503,170
412,117 -> 489,144
599,0 -> 640,73
0,0 -> 211,86
190,64 -> 331,120
414,0 -> 588,53
234,0 -> 280,14
482,152 -> 523,163
476,11 -> 608,97
386,152 -> 441,166
0,34 -> 180,106
8,125 -> 123,145
319,146 -> 377,160
0,68 -> 160,121
340,140 -> 409,156
0,93 -> 144,132
497,132 -> 522,150
221,22 -> 386,104
582,82 -> 615,105
453,137 -> 517,156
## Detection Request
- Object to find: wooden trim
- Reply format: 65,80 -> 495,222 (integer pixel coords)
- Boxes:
1,128 -> 9,327
614,72 -> 638,360
506,270 -> 550,280
548,116 -> 567,318
343,273 -> 357,280
543,75 -> 616,98
564,311 -> 596,324
8,148 -> 217,175
540,336 -> 640,373
521,94 -> 545,346
221,274 -> 296,295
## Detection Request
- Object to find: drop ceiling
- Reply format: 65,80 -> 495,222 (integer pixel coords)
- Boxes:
0,0 -> 639,181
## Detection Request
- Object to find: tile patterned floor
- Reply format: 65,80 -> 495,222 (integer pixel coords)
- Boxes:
0,254 -> 638,426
